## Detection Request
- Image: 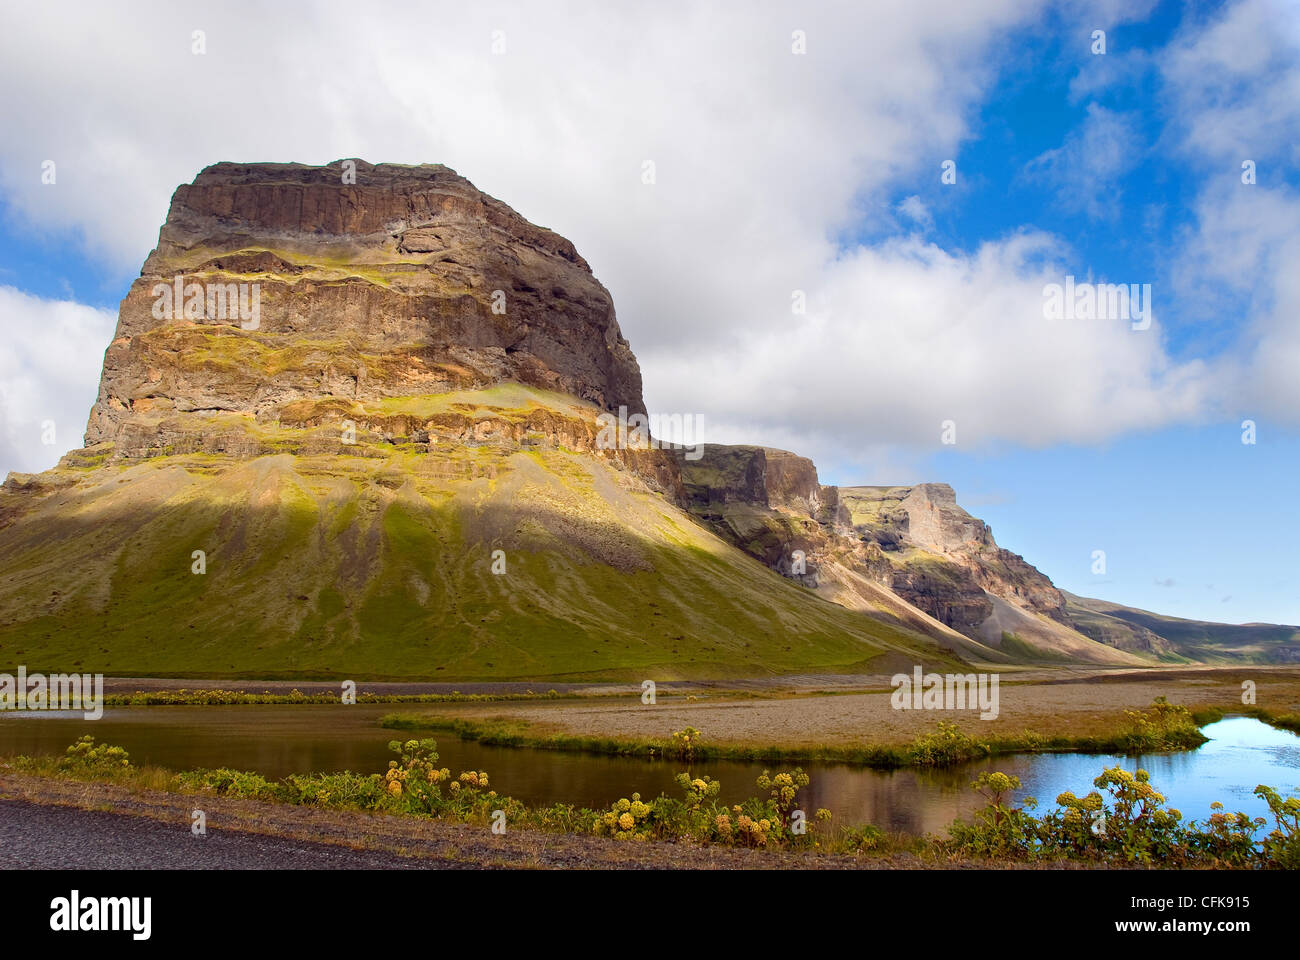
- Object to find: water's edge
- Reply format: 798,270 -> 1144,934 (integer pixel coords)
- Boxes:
2,708 -> 1296,835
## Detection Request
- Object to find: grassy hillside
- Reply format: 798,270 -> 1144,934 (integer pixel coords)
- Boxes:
0,393 -> 970,681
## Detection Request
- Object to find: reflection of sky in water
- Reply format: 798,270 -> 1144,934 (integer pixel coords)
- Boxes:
978,718 -> 1300,826
1,710 -> 1295,836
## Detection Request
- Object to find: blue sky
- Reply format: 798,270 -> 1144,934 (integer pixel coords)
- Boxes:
816,0 -> 1300,625
0,0 -> 1296,625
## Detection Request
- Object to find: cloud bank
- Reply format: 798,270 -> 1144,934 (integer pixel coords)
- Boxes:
0,0 -> 1293,479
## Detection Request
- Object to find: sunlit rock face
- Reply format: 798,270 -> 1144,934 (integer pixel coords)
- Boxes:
85,160 -> 646,451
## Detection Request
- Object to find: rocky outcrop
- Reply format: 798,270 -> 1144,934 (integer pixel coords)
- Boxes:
675,446 -> 821,514
85,160 -> 646,451
677,447 -> 1108,657
841,484 -> 1069,624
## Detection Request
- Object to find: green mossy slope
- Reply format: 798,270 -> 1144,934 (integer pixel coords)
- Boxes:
0,398 -> 969,681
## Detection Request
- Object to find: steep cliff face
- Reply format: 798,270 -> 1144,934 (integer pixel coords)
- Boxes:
677,447 -> 1140,664
840,484 -> 1070,627
676,446 -> 821,513
86,160 -> 646,454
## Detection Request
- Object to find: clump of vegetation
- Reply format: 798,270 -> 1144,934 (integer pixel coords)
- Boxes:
674,771 -> 722,811
590,767 -> 820,848
595,794 -> 655,842
109,688 -> 568,707
1042,767 -> 1188,864
670,726 -> 701,763
943,764 -> 1299,868
57,735 -> 132,775
1254,785 -> 1300,869
176,767 -> 279,801
376,739 -> 521,823
757,768 -> 810,826
902,721 -> 989,766
943,771 -> 1042,859
842,822 -> 888,852
1117,696 -> 1205,751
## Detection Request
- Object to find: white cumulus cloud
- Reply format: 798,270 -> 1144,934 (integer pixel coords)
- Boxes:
0,286 -> 116,476
0,0 -> 1286,477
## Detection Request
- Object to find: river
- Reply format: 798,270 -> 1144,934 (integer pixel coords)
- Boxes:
2,708 -> 1295,835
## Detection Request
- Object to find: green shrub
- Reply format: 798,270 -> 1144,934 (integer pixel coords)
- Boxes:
842,822 -> 887,852
945,772 -> 1040,860
595,793 -> 655,842
57,736 -> 132,775
1118,697 -> 1205,752
176,767 -> 279,800
1255,784 -> 1300,869
944,764 -> 1299,868
905,721 -> 988,766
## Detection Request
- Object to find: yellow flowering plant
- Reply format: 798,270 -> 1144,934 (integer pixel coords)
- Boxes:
674,772 -> 721,810
595,792 -> 655,841
756,768 -> 809,827
1254,785 -> 1300,869
382,739 -> 451,812
670,727 -> 701,763
58,735 -> 132,775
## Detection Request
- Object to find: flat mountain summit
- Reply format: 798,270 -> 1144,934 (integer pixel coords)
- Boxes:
1,160 -> 1294,679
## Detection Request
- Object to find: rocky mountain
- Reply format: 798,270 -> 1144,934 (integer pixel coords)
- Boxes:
0,160 -> 973,681
675,448 -> 1141,665
0,159 -> 1287,678
86,160 -> 646,457
673,444 -> 1297,667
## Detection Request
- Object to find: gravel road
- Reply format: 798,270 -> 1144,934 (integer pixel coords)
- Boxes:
0,798 -> 430,870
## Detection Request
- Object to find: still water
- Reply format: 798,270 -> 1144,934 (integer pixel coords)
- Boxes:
2,708 -> 1295,835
